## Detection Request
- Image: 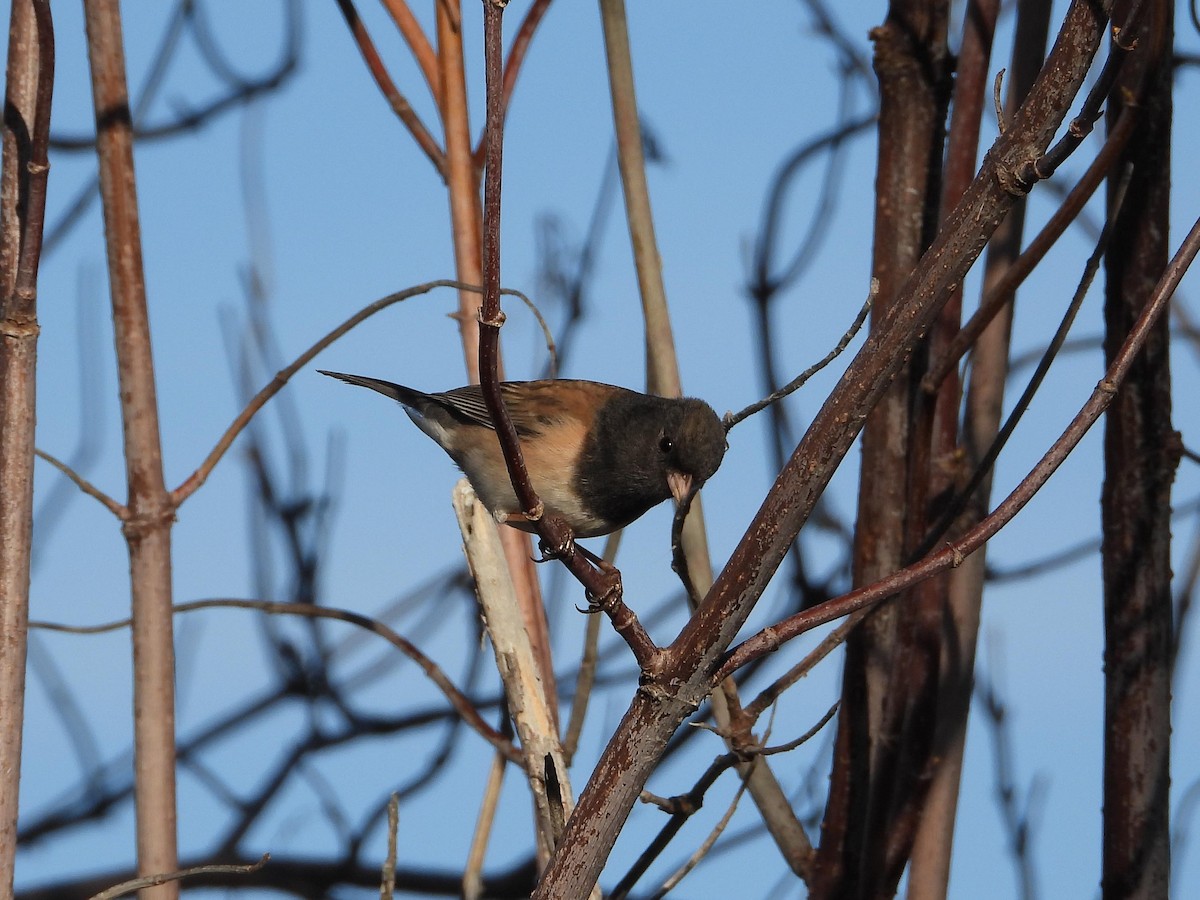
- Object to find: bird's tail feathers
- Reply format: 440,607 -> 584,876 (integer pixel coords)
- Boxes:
318,370 -> 428,408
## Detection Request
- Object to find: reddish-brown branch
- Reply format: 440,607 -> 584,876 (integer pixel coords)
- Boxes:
473,0 -> 554,168
379,0 -> 442,107
818,2 -> 952,890
431,0 -> 560,720
1101,2 -> 1174,894
0,1 -> 53,892
476,0 -> 657,669
718,210 -> 1200,682
334,0 -> 446,179
81,1 -> 179,895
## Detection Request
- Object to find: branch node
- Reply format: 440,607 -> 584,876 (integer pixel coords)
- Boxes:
1111,23 -> 1139,52
994,158 -> 1035,197
477,307 -> 507,329
0,318 -> 40,338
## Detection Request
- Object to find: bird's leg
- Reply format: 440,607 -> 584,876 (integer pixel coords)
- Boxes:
581,564 -> 623,616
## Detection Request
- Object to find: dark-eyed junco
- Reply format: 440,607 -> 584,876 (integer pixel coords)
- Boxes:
319,371 -> 727,537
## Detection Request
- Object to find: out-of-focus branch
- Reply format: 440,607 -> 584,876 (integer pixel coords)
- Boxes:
32,597 -> 521,763
379,0 -> 441,105
87,854 -> 269,900
0,1 -> 54,893
334,0 -> 446,179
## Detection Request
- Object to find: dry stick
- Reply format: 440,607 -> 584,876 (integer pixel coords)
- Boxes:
30,597 -> 521,763
455,479 -> 578,865
379,0 -> 442,106
86,854 -> 270,900
463,749 -> 507,900
334,0 -> 446,179
532,9 -> 1134,891
81,2 -> 180,895
596,0 -> 816,882
380,794 -> 399,900
172,280 -> 547,506
0,1 -> 53,894
718,210 -> 1200,681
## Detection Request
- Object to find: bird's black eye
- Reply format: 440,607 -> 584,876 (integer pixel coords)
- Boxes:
659,435 -> 673,454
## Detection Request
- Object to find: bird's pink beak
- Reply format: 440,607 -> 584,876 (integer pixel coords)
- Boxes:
667,470 -> 694,507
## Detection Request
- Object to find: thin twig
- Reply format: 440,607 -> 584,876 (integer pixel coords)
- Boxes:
914,163 -> 1135,559
379,0 -> 441,106
923,105 -> 1137,393
172,280 -> 551,507
648,782 -> 749,899
87,854 -> 270,900
1036,1 -> 1145,179
725,280 -> 875,430
34,448 -> 127,518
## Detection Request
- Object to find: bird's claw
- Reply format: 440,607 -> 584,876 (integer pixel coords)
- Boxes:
534,529 -> 576,564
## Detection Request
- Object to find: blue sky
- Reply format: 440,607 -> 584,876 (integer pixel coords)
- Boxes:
10,2 -> 1200,897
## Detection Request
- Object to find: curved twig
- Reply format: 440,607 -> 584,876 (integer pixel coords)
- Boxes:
172,279 -> 552,507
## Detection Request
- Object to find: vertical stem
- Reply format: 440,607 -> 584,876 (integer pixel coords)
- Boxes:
0,0 -> 53,892
82,1 -> 179,896
818,2 -> 950,893
436,0 -> 557,717
595,0 -> 813,874
1102,2 -> 1174,897
437,0 -> 485,375
907,0 -> 1003,892
596,0 -> 677,398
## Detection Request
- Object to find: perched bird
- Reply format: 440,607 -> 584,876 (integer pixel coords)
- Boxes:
320,371 -> 727,538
